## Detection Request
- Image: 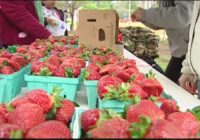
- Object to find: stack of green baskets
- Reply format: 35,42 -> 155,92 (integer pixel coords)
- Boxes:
0,78 -> 7,103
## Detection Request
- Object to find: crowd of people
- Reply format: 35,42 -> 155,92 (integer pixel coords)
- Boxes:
0,0 -> 200,98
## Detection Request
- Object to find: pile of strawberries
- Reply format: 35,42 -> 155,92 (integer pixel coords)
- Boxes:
0,87 -> 75,138
80,99 -> 200,138
0,48 -> 30,74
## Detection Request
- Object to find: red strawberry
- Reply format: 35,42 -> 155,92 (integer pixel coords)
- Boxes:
84,69 -> 101,80
7,103 -> 45,132
7,60 -> 21,72
53,68 -> 65,77
0,51 -> 12,58
99,64 -> 121,76
81,109 -> 100,132
115,70 -> 130,82
86,63 -> 101,72
10,55 -> 27,67
126,100 -> 165,123
90,55 -> 107,64
89,118 -> 131,138
0,104 -> 8,124
26,120 -> 71,138
48,64 -> 58,73
145,119 -> 187,138
0,66 -> 14,74
16,47 -> 28,54
26,89 -> 52,113
11,96 -> 29,108
124,67 -> 139,76
98,75 -> 123,99
0,124 -> 23,138
72,65 -> 81,78
108,56 -> 120,64
129,84 -> 148,99
55,99 -> 75,125
167,112 -> 200,137
76,58 -> 86,68
160,99 -> 179,116
47,55 -> 61,67
131,72 -> 145,84
121,59 -> 136,68
117,61 -> 127,70
140,78 -> 163,97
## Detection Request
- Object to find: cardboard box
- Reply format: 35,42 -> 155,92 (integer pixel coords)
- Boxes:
78,10 -> 123,55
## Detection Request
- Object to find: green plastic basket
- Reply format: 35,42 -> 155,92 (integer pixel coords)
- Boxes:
77,109 -> 85,138
98,98 -> 131,113
0,79 -> 7,103
84,80 -> 98,109
24,74 -> 80,101
0,66 -> 28,102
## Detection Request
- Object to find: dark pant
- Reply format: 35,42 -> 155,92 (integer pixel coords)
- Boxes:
142,57 -> 164,74
165,55 -> 186,84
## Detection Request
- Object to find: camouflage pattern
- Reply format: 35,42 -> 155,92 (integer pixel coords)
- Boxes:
120,26 -> 159,59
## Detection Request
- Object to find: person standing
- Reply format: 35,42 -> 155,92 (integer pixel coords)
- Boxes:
42,0 -> 68,36
131,1 -> 194,84
0,0 -> 52,47
179,1 -> 200,97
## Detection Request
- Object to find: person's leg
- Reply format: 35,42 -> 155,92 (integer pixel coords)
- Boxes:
197,80 -> 200,99
165,55 -> 186,84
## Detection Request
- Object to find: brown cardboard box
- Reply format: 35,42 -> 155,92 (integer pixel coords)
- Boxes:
78,10 -> 123,55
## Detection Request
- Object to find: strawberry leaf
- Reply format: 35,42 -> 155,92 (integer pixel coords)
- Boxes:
189,105 -> 200,121
145,69 -> 155,78
10,130 -> 23,139
65,68 -> 74,78
129,116 -> 151,138
40,67 -> 52,76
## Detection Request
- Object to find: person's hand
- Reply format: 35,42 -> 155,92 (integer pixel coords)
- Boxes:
46,17 -> 57,26
131,7 -> 145,22
179,73 -> 197,94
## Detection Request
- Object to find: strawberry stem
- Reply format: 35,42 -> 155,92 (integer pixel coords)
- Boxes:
129,116 -> 151,138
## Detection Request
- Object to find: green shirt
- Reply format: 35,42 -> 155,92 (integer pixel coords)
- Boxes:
34,0 -> 45,25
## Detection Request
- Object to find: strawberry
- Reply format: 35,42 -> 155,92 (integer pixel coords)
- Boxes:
129,84 -> 148,99
89,118 -> 131,138
76,58 -> 86,68
121,59 -> 136,68
84,69 -> 101,80
0,66 -> 14,74
53,68 -> 65,77
81,109 -> 100,132
11,96 -> 29,108
98,75 -> 123,99
0,104 -> 8,124
7,103 -> 45,132
86,63 -> 101,72
0,51 -> 12,58
140,78 -> 163,97
108,56 -> 120,64
26,120 -> 71,138
145,119 -> 187,138
16,47 -> 28,54
115,70 -> 130,82
99,64 -> 121,76
167,112 -> 200,137
10,54 -> 27,67
160,99 -> 179,116
0,124 -> 23,138
90,55 -> 107,64
47,55 -> 61,67
124,67 -> 139,76
7,60 -> 21,72
26,89 -> 52,113
55,99 -> 75,125
129,72 -> 145,84
126,100 -> 165,123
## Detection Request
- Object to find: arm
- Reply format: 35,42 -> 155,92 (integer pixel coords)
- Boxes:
141,1 -> 194,29
181,52 -> 193,74
0,1 -> 51,39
